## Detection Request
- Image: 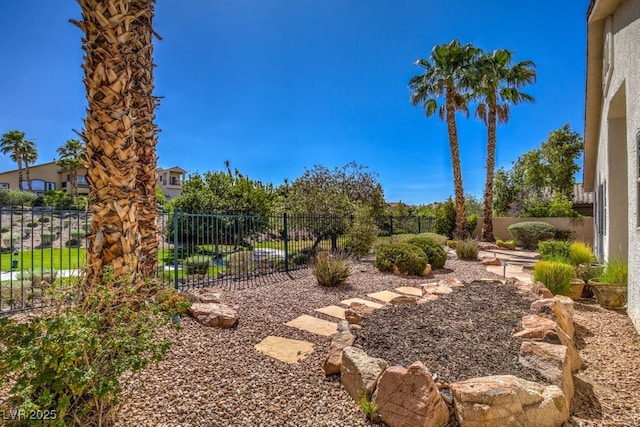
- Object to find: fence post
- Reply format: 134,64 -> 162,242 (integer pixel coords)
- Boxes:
283,212 -> 289,272
173,210 -> 179,290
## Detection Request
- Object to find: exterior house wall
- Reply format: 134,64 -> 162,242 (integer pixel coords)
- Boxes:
591,0 -> 640,331
0,161 -> 90,195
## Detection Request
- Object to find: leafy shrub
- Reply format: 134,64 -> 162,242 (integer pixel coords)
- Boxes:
313,251 -> 351,287
508,221 -> 555,250
446,240 -> 457,249
547,197 -> 580,218
533,261 -> 574,295
70,228 -> 87,239
155,288 -> 192,316
0,189 -> 38,206
496,239 -> 516,250
184,255 -> 210,275
48,225 -> 63,234
227,250 -> 255,276
345,206 -> 379,258
1,226 -> 10,233
569,242 -> 595,266
406,236 -> 447,269
538,240 -> 570,262
418,232 -> 448,246
65,238 -> 80,248
374,243 -> 428,276
455,239 -> 479,261
26,221 -> 39,228
40,217 -> 51,223
0,269 -> 171,425
597,258 -> 628,285
466,213 -> 478,237
40,231 -> 56,246
434,198 -> 456,238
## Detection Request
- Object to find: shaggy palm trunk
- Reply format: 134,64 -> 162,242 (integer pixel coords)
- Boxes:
130,0 -> 160,279
25,162 -> 32,192
17,160 -> 24,192
481,105 -> 497,242
445,86 -> 467,239
74,0 -> 144,285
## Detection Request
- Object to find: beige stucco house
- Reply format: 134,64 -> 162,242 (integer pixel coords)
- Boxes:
0,162 -> 186,200
584,0 -> 640,332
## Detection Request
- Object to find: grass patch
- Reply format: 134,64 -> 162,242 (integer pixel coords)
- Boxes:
1,248 -> 87,271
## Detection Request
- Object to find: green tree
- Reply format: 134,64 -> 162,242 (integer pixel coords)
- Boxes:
410,40 -> 481,238
285,162 -> 386,250
57,138 -> 86,197
539,124 -> 583,200
434,197 -> 457,238
1,130 -> 37,192
469,49 -> 536,241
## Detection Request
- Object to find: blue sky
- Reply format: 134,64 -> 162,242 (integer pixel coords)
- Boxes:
0,0 -> 588,205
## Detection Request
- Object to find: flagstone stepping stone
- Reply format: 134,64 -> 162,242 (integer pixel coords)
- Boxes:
395,286 -> 423,297
340,298 -> 384,309
315,305 -> 346,320
367,290 -> 402,303
285,314 -> 338,337
254,336 -> 314,364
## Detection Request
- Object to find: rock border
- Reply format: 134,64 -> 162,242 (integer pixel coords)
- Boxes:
325,278 -> 578,427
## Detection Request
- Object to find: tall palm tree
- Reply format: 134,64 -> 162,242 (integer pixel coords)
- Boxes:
0,130 -> 36,192
57,138 -> 86,197
470,50 -> 536,241
130,0 -> 160,279
22,143 -> 39,192
409,40 -> 480,238
73,0 -> 156,285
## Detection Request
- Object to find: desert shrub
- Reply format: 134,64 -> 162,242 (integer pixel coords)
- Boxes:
40,231 -> 57,246
533,261 -> 573,296
388,233 -> 417,244
597,258 -> 628,285
0,189 -> 38,206
406,236 -> 447,269
48,225 -> 63,234
446,240 -> 457,249
345,206 -> 379,258
455,239 -> 479,261
40,217 -> 51,223
26,221 -> 39,228
313,251 -> 351,287
155,288 -> 192,316
0,269 -> 171,426
184,255 -> 210,275
496,239 -> 516,250
1,226 -> 9,233
65,238 -> 80,248
508,221 -> 555,250
227,250 -> 255,276
434,198 -> 456,238
417,232 -> 448,246
568,242 -> 595,266
466,213 -> 478,237
538,240 -> 570,262
374,243 -> 428,276
70,228 -> 87,239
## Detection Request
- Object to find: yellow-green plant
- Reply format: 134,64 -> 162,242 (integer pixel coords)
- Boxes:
596,258 -> 628,285
568,242 -> 595,266
313,251 -> 351,287
533,261 -> 574,295
455,239 -> 479,261
358,394 -> 376,421
496,239 -> 516,250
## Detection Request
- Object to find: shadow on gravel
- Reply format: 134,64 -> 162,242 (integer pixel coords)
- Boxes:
573,322 -> 593,350
572,375 -> 603,421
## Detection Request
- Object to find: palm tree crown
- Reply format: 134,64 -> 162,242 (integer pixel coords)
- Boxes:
1,130 -> 37,192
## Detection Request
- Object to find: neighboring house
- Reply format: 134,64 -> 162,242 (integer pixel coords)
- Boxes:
584,0 -> 639,332
0,162 -> 186,200
571,183 -> 594,217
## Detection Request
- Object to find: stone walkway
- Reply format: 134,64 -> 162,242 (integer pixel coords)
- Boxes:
254,248 -> 537,364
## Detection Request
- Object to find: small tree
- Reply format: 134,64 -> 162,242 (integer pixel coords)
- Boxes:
57,139 -> 86,197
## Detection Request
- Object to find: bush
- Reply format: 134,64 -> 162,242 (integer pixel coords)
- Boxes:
155,288 -> 192,316
0,189 -> 38,206
65,238 -> 80,248
568,242 -> 595,266
446,240 -> 457,249
508,221 -> 555,250
455,239 -> 479,261
538,240 -> 570,262
40,217 -> 51,223
533,261 -> 574,296
184,255 -> 210,275
406,236 -> 447,269
227,250 -> 255,276
374,243 -> 428,276
418,232 -> 448,246
466,213 -> 478,237
70,228 -> 87,239
313,251 -> 351,287
434,198 -> 456,238
1,226 -> 9,233
40,231 -> 56,246
26,221 -> 39,228
496,239 -> 516,250
597,258 -> 628,285
345,206 -> 379,258
0,269 -> 171,425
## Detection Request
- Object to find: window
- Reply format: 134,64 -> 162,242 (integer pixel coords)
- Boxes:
30,179 -> 46,191
46,182 -> 56,191
0,183 -> 9,189
77,175 -> 89,186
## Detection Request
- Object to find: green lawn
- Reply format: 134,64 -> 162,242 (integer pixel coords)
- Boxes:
1,248 -> 87,271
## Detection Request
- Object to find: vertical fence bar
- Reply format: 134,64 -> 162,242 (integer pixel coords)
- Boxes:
173,210 -> 179,290
283,212 -> 289,272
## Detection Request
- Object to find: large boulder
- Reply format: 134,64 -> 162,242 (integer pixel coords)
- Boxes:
530,298 -> 574,339
188,303 -> 238,328
373,362 -> 449,427
323,330 -> 355,375
341,346 -> 388,402
514,314 -> 582,372
450,375 -> 569,427
519,341 -> 574,403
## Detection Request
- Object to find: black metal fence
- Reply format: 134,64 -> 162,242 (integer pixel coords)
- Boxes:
0,204 -> 437,315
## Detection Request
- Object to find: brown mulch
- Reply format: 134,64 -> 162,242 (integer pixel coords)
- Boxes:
353,281 -> 547,385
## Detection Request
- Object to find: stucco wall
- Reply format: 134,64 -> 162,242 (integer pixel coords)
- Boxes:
473,217 -> 594,245
594,0 -> 640,332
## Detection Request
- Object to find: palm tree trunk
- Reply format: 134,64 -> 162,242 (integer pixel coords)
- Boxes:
130,0 -> 160,279
481,105 -> 497,242
445,87 -> 467,239
74,0 -> 142,286
17,159 -> 24,192
25,162 -> 32,192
